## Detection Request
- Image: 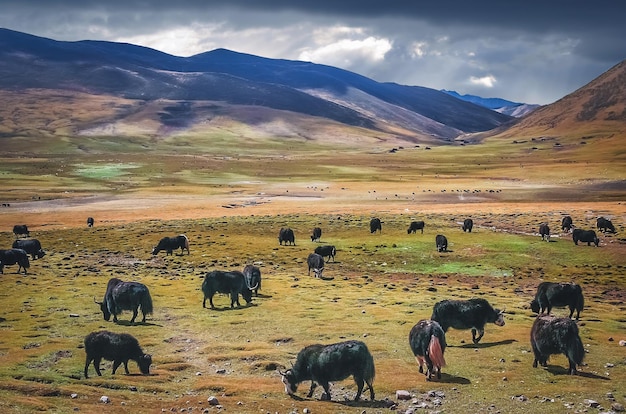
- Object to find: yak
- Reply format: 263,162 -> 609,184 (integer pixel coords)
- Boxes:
12,224 -> 29,237
409,319 -> 447,380
87,217 -> 95,227
462,218 -> 474,232
370,218 -> 382,234
597,217 -> 616,233
95,278 -> 153,324
84,330 -> 152,378
152,234 -> 189,255
431,298 -> 505,344
279,227 -> 296,245
202,270 -> 255,309
280,340 -> 375,401
12,238 -> 45,260
572,229 -> 599,246
530,315 -> 585,375
311,227 -> 322,242
314,245 -> 336,262
0,248 -> 30,274
539,223 -> 550,241
435,234 -> 448,252
561,216 -> 573,232
242,264 -> 261,296
407,221 -> 425,234
530,282 -> 584,320
307,253 -> 325,278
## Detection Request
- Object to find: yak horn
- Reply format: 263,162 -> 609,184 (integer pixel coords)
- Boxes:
93,297 -> 102,305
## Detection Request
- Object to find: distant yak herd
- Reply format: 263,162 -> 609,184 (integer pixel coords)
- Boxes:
0,213 -> 619,401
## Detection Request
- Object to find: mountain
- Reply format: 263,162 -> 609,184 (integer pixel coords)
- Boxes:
441,90 -> 540,118
0,28 -> 512,142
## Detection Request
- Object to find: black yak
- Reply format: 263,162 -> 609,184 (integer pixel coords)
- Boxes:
152,234 -> 189,255
572,229 -> 599,246
84,330 -> 152,378
530,282 -> 584,320
311,227 -> 322,242
314,245 -> 336,262
462,218 -> 474,232
307,253 -> 325,278
435,234 -> 448,252
539,223 -> 550,241
0,248 -> 30,274
12,238 -> 45,260
87,217 -> 95,227
242,264 -> 261,296
431,298 -> 505,344
597,217 -> 616,233
279,227 -> 295,245
12,224 -> 29,237
280,340 -> 375,401
202,270 -> 255,309
530,315 -> 585,375
409,319 -> 447,380
370,218 -> 382,234
95,278 -> 153,324
407,221 -> 425,234
561,216 -> 573,232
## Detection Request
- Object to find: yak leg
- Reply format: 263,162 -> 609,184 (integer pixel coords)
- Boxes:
415,356 -> 425,374
112,360 -> 122,374
93,357 -> 103,376
353,376 -> 365,401
567,358 -> 578,375
472,328 -> 485,344
130,307 -> 139,324
319,381 -> 331,400
84,357 -> 93,378
366,377 -> 375,401
306,381 -> 317,398
230,291 -> 241,308
202,296 -> 207,308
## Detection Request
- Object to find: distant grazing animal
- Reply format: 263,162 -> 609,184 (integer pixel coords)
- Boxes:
12,238 -> 45,260
561,216 -> 573,232
530,282 -> 584,320
462,218 -> 474,232
539,223 -> 550,241
202,270 -> 255,309
597,217 -> 616,233
307,253 -> 325,278
242,264 -> 261,296
87,217 -> 94,227
279,340 -> 375,401
83,330 -> 152,378
151,234 -> 189,255
431,298 -> 505,344
12,224 -> 29,237
369,218 -> 382,234
95,278 -> 153,324
314,245 -> 336,262
278,227 -> 295,245
409,319 -> 447,380
407,220 -> 425,234
0,248 -> 30,274
311,227 -> 322,242
530,315 -> 584,375
572,229 -> 599,246
435,234 -> 448,252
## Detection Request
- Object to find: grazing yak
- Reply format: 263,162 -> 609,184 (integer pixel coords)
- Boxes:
95,278 -> 153,324
242,264 -> 261,296
202,270 -> 255,309
12,224 -> 29,237
539,223 -> 550,241
87,217 -> 94,227
84,330 -> 152,378
431,298 -> 505,344
597,217 -> 616,233
561,216 -> 573,232
435,234 -> 448,252
0,248 -> 30,274
311,227 -> 322,242
572,229 -> 599,246
370,218 -> 382,234
307,253 -> 325,278
462,218 -> 474,232
409,319 -> 447,380
314,245 -> 336,262
12,239 -> 45,260
407,220 -> 425,234
280,340 -> 375,401
152,234 -> 189,255
530,282 -> 584,320
278,227 -> 295,245
530,315 -> 584,375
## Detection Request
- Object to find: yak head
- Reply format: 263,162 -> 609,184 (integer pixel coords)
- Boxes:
138,354 -> 152,375
279,368 -> 298,395
494,309 -> 506,326
529,300 -> 540,314
94,297 -> 112,321
35,249 -> 46,259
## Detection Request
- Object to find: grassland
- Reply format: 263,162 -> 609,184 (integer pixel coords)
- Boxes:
0,112 -> 625,413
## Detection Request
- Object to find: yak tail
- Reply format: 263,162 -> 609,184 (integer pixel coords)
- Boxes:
567,334 -> 585,366
363,350 -> 376,384
428,335 -> 446,368
182,234 -> 190,252
141,290 -> 154,315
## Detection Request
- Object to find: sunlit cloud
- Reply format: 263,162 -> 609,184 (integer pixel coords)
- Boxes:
470,75 -> 497,88
299,36 -> 392,66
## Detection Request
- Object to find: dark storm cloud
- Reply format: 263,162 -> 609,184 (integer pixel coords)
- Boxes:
0,0 -> 624,104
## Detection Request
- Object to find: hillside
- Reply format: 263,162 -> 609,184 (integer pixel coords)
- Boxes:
0,28 -> 511,142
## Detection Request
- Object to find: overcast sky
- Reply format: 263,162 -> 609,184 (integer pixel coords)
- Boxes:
1,0 -> 624,105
